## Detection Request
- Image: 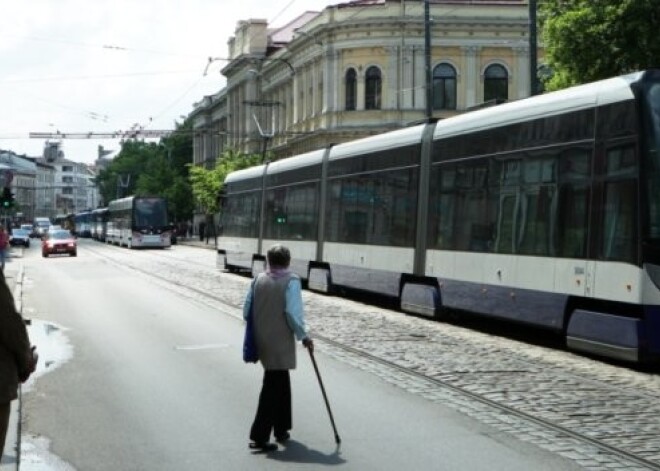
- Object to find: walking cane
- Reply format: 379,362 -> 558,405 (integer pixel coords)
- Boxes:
308,347 -> 341,444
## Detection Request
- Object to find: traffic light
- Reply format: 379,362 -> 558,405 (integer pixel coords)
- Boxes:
0,188 -> 15,209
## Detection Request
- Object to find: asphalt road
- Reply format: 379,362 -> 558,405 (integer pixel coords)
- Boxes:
13,240 -> 583,470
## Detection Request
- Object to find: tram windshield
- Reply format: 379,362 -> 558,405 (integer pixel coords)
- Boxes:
133,198 -> 168,229
643,78 -> 660,242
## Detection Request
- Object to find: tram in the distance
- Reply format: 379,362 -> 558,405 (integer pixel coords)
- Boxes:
217,69 -> 660,363
106,196 -> 171,248
91,207 -> 108,241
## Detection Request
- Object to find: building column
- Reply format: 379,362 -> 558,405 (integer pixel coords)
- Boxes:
385,46 -> 399,109
323,48 -> 338,113
357,67 -> 366,111
246,76 -> 258,141
302,65 -> 310,120
462,45 -> 481,108
414,45 -> 425,110
278,87 -> 285,135
514,46 -> 531,99
401,45 -> 414,109
309,62 -> 316,117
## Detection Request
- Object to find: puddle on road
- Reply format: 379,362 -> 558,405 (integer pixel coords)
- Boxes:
21,320 -> 76,471
20,435 -> 76,471
23,320 -> 74,392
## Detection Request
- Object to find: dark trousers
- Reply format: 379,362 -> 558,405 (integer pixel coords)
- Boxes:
250,370 -> 291,443
0,402 -> 10,457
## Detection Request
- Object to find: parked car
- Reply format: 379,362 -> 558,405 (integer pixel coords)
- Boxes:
41,230 -> 77,257
9,229 -> 31,248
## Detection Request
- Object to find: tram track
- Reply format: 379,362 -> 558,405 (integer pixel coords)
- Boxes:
81,241 -> 660,469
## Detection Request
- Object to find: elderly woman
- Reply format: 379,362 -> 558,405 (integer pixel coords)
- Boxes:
243,244 -> 313,452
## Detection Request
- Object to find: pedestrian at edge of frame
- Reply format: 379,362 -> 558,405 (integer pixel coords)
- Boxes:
243,243 -> 314,452
0,224 -> 8,273
0,269 -> 38,459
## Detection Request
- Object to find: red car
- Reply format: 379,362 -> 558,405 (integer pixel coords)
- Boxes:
42,230 -> 77,257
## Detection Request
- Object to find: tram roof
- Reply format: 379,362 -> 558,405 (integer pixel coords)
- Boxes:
224,164 -> 266,183
266,149 -> 326,175
328,124 -> 426,161
434,71 -> 643,140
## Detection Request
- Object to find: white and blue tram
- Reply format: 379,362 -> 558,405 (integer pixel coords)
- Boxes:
106,196 -> 171,248
91,207 -> 108,241
74,210 -> 93,238
217,70 -> 660,363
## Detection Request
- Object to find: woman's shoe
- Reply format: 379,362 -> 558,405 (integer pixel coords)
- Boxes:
275,432 -> 290,443
249,442 -> 278,452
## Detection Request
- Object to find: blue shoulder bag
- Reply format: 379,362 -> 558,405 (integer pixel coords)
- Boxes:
243,280 -> 258,363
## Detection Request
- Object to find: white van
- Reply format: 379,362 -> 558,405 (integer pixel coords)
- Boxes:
33,217 -> 51,237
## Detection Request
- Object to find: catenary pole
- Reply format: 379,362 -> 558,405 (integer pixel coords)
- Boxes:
424,0 -> 432,119
529,0 -> 538,95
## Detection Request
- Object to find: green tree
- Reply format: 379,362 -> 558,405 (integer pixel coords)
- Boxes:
541,0 -> 660,90
188,150 -> 260,239
95,119 -> 194,223
96,140 -> 157,203
189,149 -> 261,214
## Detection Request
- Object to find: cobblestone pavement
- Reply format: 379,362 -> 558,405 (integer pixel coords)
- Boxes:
83,241 -> 660,470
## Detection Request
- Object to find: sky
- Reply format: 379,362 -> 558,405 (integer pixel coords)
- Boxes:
0,0 -> 337,165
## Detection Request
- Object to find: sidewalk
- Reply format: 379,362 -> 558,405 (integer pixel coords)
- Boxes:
1,263 -> 23,471
176,236 -> 218,251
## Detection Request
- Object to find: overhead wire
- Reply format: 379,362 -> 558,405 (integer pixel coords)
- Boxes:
4,1 -> 528,151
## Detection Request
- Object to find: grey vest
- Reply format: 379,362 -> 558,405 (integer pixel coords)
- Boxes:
253,272 -> 298,370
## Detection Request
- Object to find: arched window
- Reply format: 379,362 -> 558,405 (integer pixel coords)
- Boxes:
432,63 -> 457,110
365,66 -> 382,110
484,64 -> 508,103
345,68 -> 357,111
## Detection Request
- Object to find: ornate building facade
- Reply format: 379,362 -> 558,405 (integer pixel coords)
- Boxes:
190,0 -> 540,168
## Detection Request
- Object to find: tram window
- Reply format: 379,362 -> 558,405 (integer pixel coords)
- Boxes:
494,192 -> 517,254
516,157 -> 557,256
606,145 -> 637,178
601,179 -> 637,262
223,192 -> 260,238
463,191 -> 491,252
264,184 -> 318,241
599,101 -> 638,139
523,158 -> 556,184
517,185 -> 556,256
600,144 -> 637,262
430,166 -> 455,249
643,83 -> 660,239
559,148 -> 591,182
430,164 -> 493,252
557,185 -> 589,258
326,169 -> 417,247
433,193 -> 456,249
490,158 -> 522,187
440,167 -> 456,190
344,211 -> 367,243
